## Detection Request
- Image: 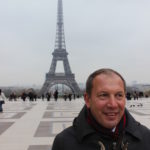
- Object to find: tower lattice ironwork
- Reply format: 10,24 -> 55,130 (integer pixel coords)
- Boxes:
41,0 -> 81,95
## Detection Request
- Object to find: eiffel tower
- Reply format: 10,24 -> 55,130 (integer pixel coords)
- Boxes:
41,0 -> 81,95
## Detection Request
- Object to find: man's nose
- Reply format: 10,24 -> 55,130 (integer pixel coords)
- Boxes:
107,96 -> 118,108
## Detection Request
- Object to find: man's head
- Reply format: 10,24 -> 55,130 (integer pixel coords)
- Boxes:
84,68 -> 126,129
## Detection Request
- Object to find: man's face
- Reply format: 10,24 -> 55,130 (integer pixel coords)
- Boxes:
84,73 -> 126,129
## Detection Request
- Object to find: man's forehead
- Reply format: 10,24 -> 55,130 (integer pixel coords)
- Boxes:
93,73 -> 125,87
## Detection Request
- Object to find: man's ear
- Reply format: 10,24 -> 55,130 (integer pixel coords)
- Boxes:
84,93 -> 90,108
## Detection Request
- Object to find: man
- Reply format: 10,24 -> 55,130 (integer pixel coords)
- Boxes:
0,89 -> 6,112
52,68 -> 150,150
54,90 -> 58,101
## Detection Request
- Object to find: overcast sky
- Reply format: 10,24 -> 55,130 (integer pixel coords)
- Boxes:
1,0 -> 150,87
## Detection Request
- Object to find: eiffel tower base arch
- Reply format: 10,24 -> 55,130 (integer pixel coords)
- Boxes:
40,73 -> 81,96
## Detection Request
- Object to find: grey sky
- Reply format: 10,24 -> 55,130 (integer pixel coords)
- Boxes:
1,0 -> 150,86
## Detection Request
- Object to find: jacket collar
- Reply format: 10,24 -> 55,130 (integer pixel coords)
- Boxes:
73,106 -> 143,142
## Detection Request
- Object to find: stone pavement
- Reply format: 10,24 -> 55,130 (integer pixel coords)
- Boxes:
0,98 -> 150,150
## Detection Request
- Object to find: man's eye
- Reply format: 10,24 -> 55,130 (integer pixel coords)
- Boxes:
116,93 -> 124,99
101,93 -> 108,97
98,93 -> 108,99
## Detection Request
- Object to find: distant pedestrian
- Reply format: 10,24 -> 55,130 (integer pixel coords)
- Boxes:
9,92 -> 17,101
21,92 -> 27,101
28,91 -> 34,101
46,92 -> 51,101
126,92 -> 131,100
68,93 -> 72,101
63,93 -> 67,101
54,90 -> 58,101
0,89 -> 6,112
133,91 -> 138,100
33,93 -> 37,101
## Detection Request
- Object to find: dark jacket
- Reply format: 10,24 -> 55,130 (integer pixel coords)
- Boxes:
52,106 -> 150,150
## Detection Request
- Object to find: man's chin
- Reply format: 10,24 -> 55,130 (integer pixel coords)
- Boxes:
103,121 -> 118,129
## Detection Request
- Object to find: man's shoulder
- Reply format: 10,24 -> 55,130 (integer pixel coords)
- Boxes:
52,126 -> 77,149
137,122 -> 150,137
126,109 -> 150,140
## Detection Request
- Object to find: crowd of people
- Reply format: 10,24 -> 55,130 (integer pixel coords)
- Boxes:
126,91 -> 147,100
0,89 -> 80,102
0,88 -> 81,113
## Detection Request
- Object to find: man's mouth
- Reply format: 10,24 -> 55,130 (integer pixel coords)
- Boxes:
106,112 -> 117,115
104,112 -> 118,118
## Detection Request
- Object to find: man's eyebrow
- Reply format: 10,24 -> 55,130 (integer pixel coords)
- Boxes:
97,91 -> 108,94
117,91 -> 124,93
97,91 -> 108,93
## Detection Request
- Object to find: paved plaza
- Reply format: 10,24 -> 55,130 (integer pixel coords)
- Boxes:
0,98 -> 150,150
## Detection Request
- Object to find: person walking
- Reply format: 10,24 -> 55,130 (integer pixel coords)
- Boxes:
0,89 -> 6,112
52,68 -> 150,150
54,90 -> 58,101
46,92 -> 51,101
